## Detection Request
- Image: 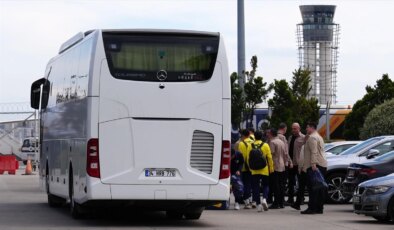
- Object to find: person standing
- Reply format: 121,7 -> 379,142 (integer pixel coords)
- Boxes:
266,128 -> 288,209
286,123 -> 305,205
301,122 -> 327,214
248,128 -> 256,142
291,134 -> 309,211
238,129 -> 253,209
231,147 -> 244,210
248,131 -> 274,212
278,122 -> 288,153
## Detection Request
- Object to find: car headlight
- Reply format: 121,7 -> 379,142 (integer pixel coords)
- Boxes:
367,186 -> 391,194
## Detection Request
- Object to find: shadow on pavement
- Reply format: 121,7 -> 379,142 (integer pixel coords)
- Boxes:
340,219 -> 393,226
0,202 -> 216,228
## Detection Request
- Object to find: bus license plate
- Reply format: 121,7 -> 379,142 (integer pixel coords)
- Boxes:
145,169 -> 176,177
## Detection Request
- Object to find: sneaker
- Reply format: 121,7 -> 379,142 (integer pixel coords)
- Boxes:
252,202 -> 257,209
257,204 -> 263,212
284,200 -> 294,206
315,210 -> 323,214
244,199 -> 252,209
234,203 -> 240,210
262,199 -> 269,211
301,209 -> 316,215
290,203 -> 301,211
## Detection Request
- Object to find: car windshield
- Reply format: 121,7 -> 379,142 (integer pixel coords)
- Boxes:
324,143 -> 335,151
340,137 -> 383,156
373,150 -> 394,162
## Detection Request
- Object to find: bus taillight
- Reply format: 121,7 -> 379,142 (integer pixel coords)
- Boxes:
87,138 -> 100,178
219,140 -> 231,179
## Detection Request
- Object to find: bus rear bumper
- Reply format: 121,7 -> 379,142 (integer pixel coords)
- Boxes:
84,177 -> 230,203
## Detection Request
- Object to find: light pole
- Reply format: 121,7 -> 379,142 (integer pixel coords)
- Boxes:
237,0 -> 245,89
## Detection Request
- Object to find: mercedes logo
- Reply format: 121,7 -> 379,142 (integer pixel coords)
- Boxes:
157,70 -> 167,81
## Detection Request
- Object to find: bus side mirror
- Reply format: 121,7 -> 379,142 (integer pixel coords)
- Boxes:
30,78 -> 50,110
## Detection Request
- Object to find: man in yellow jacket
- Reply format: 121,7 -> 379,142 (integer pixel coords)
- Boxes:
237,129 -> 253,209
247,131 -> 274,212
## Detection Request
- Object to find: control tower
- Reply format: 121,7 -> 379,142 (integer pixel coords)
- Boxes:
297,5 -> 340,104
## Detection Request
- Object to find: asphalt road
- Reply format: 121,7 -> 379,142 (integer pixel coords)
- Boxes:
0,168 -> 392,230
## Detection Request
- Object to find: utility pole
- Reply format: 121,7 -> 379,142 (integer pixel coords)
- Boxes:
237,0 -> 246,89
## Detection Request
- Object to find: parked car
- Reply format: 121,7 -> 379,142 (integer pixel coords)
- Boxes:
353,173 -> 394,222
343,151 -> 394,197
325,141 -> 361,157
20,138 -> 39,165
326,135 -> 394,204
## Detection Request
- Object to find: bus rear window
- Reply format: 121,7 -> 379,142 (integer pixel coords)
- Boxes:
102,33 -> 219,82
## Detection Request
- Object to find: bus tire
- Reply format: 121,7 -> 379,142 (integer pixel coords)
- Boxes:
46,164 -> 65,207
184,208 -> 204,220
69,166 -> 84,219
166,211 -> 183,220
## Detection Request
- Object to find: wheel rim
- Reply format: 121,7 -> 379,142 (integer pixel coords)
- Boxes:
327,176 -> 347,202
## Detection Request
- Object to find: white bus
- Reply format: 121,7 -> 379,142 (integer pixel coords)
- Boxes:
30,29 -> 231,219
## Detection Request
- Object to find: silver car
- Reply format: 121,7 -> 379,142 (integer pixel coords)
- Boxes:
353,173 -> 394,222
326,136 -> 394,204
325,141 -> 361,157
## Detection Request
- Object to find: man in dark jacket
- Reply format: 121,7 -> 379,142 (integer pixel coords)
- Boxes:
231,148 -> 244,210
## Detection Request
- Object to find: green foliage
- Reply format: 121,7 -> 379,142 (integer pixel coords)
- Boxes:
243,56 -> 270,127
360,98 -> 394,139
344,74 -> 394,140
268,68 -> 320,133
230,72 -> 245,128
268,79 -> 294,129
291,68 -> 312,98
290,68 -> 319,129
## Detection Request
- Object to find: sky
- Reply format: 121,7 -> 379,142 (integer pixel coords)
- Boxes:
0,0 -> 393,107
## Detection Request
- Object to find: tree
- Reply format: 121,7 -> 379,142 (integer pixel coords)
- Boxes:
290,68 -> 320,129
268,79 -> 295,130
243,56 -> 270,128
268,68 -> 319,134
343,74 -> 394,140
291,68 -> 312,98
360,98 -> 394,139
230,72 -> 245,128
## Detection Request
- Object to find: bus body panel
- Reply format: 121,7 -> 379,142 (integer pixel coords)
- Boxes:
97,59 -> 223,124
99,118 -> 222,185
39,33 -> 98,198
97,31 -> 227,190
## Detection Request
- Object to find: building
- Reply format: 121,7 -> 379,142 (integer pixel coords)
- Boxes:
297,5 -> 340,104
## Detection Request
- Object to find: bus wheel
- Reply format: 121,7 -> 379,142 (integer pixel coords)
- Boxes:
166,211 -> 183,220
184,208 -> 204,220
69,167 -> 84,219
46,165 -> 64,207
